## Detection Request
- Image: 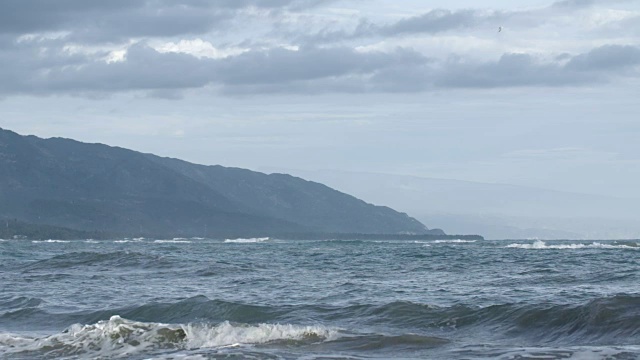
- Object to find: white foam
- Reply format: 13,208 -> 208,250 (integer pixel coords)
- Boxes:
31,239 -> 71,243
85,239 -> 99,243
224,237 -> 270,243
506,240 -> 639,250
154,239 -> 192,244
114,238 -> 145,243
0,316 -> 177,358
0,316 -> 339,358
184,321 -> 339,348
433,239 -> 477,244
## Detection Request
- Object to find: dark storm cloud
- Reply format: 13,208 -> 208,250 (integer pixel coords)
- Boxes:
0,0 -> 325,42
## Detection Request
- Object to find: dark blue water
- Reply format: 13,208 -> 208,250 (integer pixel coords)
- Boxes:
1,238 -> 639,359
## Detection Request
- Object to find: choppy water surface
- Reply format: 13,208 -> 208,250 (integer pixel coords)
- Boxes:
1,238 -> 639,359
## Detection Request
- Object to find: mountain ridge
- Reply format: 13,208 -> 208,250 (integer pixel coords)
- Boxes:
0,128 -> 439,237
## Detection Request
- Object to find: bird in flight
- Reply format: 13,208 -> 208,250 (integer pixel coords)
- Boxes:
498,26 -> 503,32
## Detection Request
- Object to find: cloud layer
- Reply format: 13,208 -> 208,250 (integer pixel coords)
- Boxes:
0,0 -> 638,97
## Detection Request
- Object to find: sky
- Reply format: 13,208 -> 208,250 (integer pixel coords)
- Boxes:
1,0 -> 639,199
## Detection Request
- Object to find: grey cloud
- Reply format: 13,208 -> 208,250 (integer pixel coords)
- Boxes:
550,0 -> 630,8
0,40 -> 429,95
1,38 -> 638,97
0,0 -> 325,42
318,9 -> 493,40
44,44 -> 212,93
437,45 -> 640,89
298,0 -> 629,46
214,46 -> 427,85
566,45 -> 640,71
299,7 -> 526,45
0,37 -> 91,95
0,1 -> 136,35
436,53 -> 591,88
381,9 -> 500,36
551,0 -> 599,8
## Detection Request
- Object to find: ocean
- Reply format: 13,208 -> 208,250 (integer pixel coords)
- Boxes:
1,238 -> 639,359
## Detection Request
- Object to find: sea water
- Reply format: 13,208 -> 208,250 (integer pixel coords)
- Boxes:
1,238 -> 639,359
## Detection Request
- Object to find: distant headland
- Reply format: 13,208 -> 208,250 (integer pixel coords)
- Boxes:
0,128 -> 483,241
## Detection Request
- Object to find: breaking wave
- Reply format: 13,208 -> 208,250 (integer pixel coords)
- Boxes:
0,316 -> 339,359
31,239 -> 70,243
154,239 -> 192,244
225,237 -> 270,243
2,294 -> 640,357
506,240 -> 640,250
432,239 -> 477,244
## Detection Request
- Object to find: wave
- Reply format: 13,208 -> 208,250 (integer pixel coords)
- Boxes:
154,239 -> 192,244
31,239 -> 70,243
0,315 -> 339,359
334,333 -> 449,351
432,239 -> 477,244
450,345 -> 640,359
114,239 -> 142,243
225,237 -> 270,243
3,294 -> 640,352
0,296 -> 44,311
20,251 -> 174,272
184,320 -> 339,348
318,295 -> 640,345
0,296 -> 280,328
506,240 -> 640,250
389,295 -> 640,344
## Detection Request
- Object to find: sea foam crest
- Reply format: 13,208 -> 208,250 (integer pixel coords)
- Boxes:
432,239 -> 477,244
225,237 -> 270,243
114,239 -> 141,243
154,238 -> 192,244
0,316 -> 182,358
31,239 -> 70,243
0,316 -> 338,358
506,240 -> 639,250
184,321 -> 338,348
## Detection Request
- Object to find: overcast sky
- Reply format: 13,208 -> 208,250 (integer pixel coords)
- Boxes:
1,0 -> 639,198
